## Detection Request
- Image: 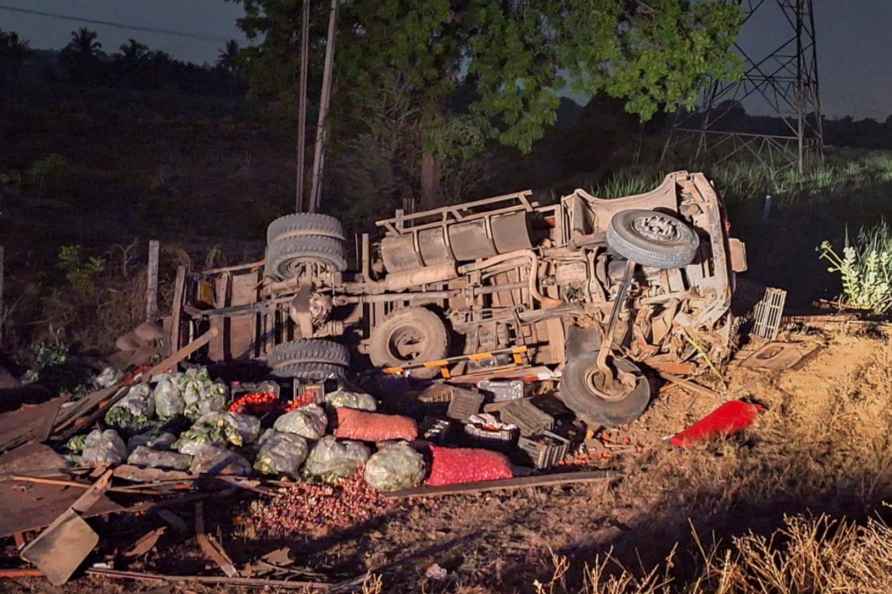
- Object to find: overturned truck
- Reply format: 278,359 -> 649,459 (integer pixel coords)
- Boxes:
172,171 -> 747,427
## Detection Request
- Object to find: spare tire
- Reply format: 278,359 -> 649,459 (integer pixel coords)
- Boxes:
368,307 -> 448,380
607,209 -> 699,270
265,235 -> 348,280
267,213 -> 345,243
558,353 -> 651,428
269,339 -> 350,369
271,362 -> 347,381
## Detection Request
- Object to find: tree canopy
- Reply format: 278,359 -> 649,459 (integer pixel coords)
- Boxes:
0,29 -> 30,86
232,0 -> 742,155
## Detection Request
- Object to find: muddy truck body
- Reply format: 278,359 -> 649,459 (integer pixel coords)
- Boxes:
172,171 -> 747,426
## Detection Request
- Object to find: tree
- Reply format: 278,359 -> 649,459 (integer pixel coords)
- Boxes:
232,0 -> 742,208
0,30 -> 31,88
61,28 -> 103,84
117,39 -> 149,67
217,40 -> 242,75
112,39 -> 149,87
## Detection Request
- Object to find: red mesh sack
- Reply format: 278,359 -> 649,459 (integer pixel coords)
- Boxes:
670,400 -> 763,448
334,408 -> 418,442
425,446 -> 513,486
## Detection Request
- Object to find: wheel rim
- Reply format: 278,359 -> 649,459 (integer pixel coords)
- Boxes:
631,213 -> 685,244
388,325 -> 428,363
582,365 -> 637,402
276,257 -> 329,280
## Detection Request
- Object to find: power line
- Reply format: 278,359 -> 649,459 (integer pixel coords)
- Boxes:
0,4 -> 232,45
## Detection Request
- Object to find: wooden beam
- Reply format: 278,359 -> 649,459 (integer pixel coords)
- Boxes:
383,470 -> 620,499
168,265 -> 186,356
146,240 -> 160,321
83,567 -> 342,590
194,501 -> 238,577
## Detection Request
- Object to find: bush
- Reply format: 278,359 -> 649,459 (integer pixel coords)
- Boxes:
27,153 -> 71,193
57,244 -> 105,296
818,221 -> 892,314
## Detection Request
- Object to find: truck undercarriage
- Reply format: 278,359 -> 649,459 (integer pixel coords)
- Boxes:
172,171 -> 747,427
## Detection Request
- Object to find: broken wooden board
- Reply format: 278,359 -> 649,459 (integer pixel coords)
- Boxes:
0,390 -> 67,452
113,464 -> 192,483
739,341 -> 821,371
383,470 -> 620,499
0,443 -> 124,538
20,470 -> 112,585
123,526 -> 166,559
195,501 -> 239,577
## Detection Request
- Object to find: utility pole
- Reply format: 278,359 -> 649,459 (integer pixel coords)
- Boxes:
308,0 -> 338,213
295,0 -> 310,212
663,0 -> 823,174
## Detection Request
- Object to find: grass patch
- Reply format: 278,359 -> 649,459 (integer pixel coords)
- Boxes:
588,148 -> 892,206
526,513 -> 892,594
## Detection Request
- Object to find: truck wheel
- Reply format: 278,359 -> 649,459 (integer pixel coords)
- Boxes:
607,209 -> 699,269
265,236 -> 348,280
267,213 -> 345,243
369,307 -> 448,379
271,362 -> 346,381
269,339 -> 350,371
558,353 -> 651,427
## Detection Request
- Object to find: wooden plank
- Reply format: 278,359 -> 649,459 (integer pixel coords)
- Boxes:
51,385 -> 122,435
657,372 -> 720,399
209,275 -> 229,361
0,392 -> 67,452
194,502 -> 239,578
84,567 -> 341,590
146,240 -> 160,321
123,526 -> 166,559
168,265 -> 186,356
229,271 -> 259,359
383,470 -> 620,499
19,470 -> 112,585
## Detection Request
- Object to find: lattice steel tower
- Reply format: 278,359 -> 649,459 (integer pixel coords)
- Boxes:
663,0 -> 823,173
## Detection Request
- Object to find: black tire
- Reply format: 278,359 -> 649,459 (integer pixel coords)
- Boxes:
558,354 -> 651,427
267,213 -> 345,243
269,339 -> 350,369
265,235 -> 348,280
368,307 -> 448,380
607,209 -> 699,269
271,362 -> 346,381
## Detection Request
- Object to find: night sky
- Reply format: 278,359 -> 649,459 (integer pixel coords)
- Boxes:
2,0 -> 889,121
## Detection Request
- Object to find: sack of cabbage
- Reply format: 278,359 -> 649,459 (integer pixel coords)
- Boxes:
153,367 -> 229,421
104,367 -> 229,435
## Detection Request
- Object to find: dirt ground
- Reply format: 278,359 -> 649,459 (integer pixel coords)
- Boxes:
3,321 -> 890,594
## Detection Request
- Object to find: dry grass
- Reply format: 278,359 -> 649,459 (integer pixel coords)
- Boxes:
615,332 -> 892,514
527,512 -> 892,594
524,330 -> 892,594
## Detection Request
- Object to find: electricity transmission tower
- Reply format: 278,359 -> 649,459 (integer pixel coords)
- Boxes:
662,0 -> 823,174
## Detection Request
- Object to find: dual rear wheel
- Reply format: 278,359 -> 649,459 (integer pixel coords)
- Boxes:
264,213 -> 348,281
